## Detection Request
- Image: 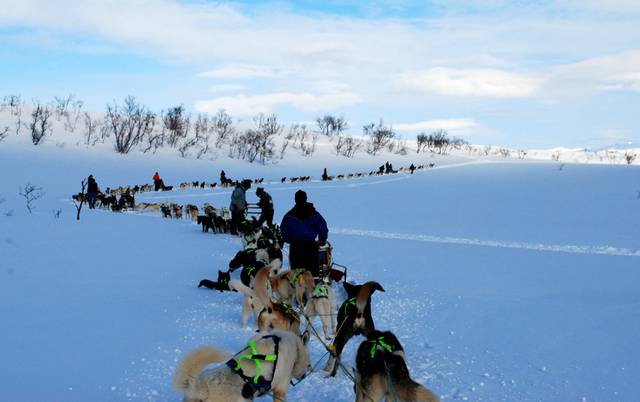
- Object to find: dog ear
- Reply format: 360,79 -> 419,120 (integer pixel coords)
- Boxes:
343,281 -> 357,295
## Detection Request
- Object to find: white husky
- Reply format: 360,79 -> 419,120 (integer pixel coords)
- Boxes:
174,330 -> 311,402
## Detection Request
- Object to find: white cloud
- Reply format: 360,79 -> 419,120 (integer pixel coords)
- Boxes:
195,91 -> 363,117
207,84 -> 246,93
199,64 -> 285,80
394,119 -> 478,133
553,51 -> 640,93
394,68 -> 541,98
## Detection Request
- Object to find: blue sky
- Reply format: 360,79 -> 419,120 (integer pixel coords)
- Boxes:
1,0 -> 639,148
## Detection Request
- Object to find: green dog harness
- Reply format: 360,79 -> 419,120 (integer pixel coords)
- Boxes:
227,335 -> 280,396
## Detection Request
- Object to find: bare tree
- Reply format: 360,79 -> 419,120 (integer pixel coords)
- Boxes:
0,125 -> 9,142
162,105 -> 190,147
212,109 -> 235,148
19,182 -> 44,213
625,152 -> 636,165
83,112 -> 102,146
288,124 -> 318,156
363,119 -> 395,155
73,179 -> 87,220
316,115 -> 348,137
335,134 -> 362,158
254,113 -> 282,164
105,96 -> 156,154
64,99 -> 84,132
54,94 -> 74,120
29,102 -> 52,145
192,114 -> 216,158
394,136 -> 408,155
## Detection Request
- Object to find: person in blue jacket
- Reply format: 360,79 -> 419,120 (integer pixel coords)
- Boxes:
280,190 -> 328,278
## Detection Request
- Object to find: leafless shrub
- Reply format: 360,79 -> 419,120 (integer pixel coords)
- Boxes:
363,119 -> 395,155
394,137 -> 408,155
625,152 -> 636,165
288,124 -> 317,157
73,179 -> 87,221
105,96 -> 156,154
83,112 -> 102,146
212,109 -> 235,148
2,94 -> 22,116
64,99 -> 84,132
228,114 -> 281,164
19,182 -> 44,213
29,102 -> 53,145
335,134 -> 362,158
0,126 -> 9,142
498,148 -> 510,158
163,105 -> 190,147
551,151 -> 560,161
416,129 -> 454,154
254,114 -> 282,163
54,94 -> 74,120
316,115 -> 348,137
52,208 -> 62,219
518,150 -> 527,159
192,114 -> 215,158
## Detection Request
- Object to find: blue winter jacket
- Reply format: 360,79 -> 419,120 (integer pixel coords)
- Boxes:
280,202 -> 328,243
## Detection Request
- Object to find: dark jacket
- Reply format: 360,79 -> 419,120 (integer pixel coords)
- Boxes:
230,184 -> 247,212
281,202 -> 328,243
257,192 -> 274,213
87,177 -> 98,194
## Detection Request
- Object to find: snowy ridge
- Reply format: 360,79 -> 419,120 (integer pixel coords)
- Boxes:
333,228 -> 640,258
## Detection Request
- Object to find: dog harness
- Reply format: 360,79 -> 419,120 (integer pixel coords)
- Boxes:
342,297 -> 356,314
312,285 -> 329,299
367,335 -> 394,358
290,269 -> 303,284
227,335 -> 280,397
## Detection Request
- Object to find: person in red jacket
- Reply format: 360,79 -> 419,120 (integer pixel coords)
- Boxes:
153,172 -> 162,191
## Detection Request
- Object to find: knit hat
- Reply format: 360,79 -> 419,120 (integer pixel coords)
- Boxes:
294,190 -> 307,204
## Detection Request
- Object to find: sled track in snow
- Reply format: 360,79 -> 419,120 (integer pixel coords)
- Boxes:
333,228 -> 640,258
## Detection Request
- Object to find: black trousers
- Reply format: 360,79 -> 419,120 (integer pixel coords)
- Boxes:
257,210 -> 274,228
289,241 -> 320,277
230,210 -> 244,235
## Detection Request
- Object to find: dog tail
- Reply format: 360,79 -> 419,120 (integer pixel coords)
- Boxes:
174,346 -> 229,399
229,279 -> 254,298
253,266 -> 274,308
394,380 -> 440,402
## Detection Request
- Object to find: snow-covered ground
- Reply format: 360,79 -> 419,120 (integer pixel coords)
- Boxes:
1,138 -> 639,402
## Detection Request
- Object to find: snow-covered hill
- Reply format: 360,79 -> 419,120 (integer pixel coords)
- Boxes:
1,105 -> 640,402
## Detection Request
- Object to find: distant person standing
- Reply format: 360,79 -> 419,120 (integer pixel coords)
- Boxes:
229,179 -> 251,235
256,187 -> 274,228
322,168 -> 330,181
153,172 -> 162,191
409,163 -> 416,174
281,190 -> 328,277
87,174 -> 99,209
220,170 -> 227,185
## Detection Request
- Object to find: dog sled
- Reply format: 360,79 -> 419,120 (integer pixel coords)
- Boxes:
318,241 -> 347,283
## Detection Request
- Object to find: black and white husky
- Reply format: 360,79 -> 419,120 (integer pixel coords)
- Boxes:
354,330 -> 439,402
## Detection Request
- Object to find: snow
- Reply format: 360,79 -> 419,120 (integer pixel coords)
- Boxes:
1,125 -> 640,402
